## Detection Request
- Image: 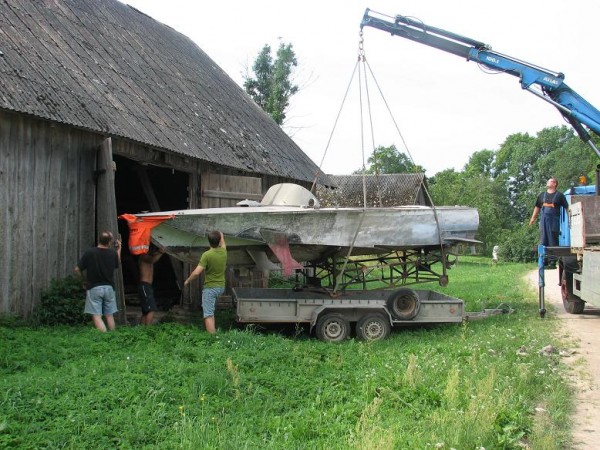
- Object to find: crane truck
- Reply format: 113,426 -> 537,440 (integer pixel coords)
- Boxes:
360,8 -> 600,317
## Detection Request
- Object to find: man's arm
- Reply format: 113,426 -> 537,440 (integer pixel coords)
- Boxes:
115,238 -> 122,260
151,248 -> 165,263
219,232 -> 226,250
529,206 -> 540,226
74,265 -> 87,288
184,264 -> 204,286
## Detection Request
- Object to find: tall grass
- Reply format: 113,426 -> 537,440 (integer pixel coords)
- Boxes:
0,258 -> 573,449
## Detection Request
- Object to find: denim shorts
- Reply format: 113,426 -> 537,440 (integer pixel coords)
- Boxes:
202,287 -> 224,318
84,285 -> 118,316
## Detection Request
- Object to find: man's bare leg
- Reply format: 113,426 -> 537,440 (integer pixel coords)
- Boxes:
141,312 -> 154,325
105,314 -> 115,331
92,315 -> 107,332
204,316 -> 216,334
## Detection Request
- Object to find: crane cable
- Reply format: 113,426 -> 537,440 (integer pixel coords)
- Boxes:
333,32 -> 369,293
360,55 -> 448,282
310,62 -> 359,193
320,32 -> 449,292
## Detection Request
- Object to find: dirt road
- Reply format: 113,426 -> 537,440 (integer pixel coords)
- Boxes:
526,270 -> 600,449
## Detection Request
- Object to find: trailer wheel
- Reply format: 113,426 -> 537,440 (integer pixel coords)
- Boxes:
315,313 -> 350,342
387,289 -> 420,320
357,313 -> 391,341
561,271 -> 585,314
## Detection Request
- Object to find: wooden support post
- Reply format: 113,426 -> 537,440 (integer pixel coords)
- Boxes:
96,138 -> 126,325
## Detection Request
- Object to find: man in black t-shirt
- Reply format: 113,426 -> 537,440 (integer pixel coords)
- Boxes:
529,177 -> 569,247
75,231 -> 121,332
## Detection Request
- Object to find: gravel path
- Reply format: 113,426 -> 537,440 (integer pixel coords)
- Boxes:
526,270 -> 600,449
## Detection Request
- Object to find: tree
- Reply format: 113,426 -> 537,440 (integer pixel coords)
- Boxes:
429,168 -> 512,254
355,145 -> 424,174
463,149 -> 496,178
244,42 -> 298,125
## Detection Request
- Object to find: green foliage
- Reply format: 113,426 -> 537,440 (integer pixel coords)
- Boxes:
0,314 -> 27,327
244,41 -> 298,125
497,225 -> 539,263
35,275 -> 87,326
268,272 -> 296,288
0,261 -> 573,449
355,144 -> 424,174
430,169 -> 512,255
427,125 -> 598,260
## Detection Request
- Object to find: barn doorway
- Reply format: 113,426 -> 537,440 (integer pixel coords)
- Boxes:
113,155 -> 189,314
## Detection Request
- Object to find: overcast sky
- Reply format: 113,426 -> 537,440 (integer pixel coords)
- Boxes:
122,0 -> 599,176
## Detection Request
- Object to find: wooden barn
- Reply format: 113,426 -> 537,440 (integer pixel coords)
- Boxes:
0,0 -> 325,319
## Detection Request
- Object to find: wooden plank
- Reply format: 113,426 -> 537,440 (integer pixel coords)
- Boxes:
1,112 -> 98,317
96,137 -> 127,324
581,196 -> 600,245
183,173 -> 199,305
202,189 -> 263,201
136,166 -> 161,211
201,173 -> 262,208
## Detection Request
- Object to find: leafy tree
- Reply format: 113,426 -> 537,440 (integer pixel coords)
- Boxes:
355,144 -> 424,174
429,167 -> 511,255
534,126 -> 598,188
427,168 -> 462,205
244,41 -> 298,125
493,132 -> 539,223
464,149 -> 496,178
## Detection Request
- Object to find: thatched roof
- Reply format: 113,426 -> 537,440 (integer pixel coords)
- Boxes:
0,0 -> 320,182
317,173 -> 430,207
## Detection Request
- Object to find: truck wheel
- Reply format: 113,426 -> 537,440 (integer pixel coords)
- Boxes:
357,313 -> 391,341
315,313 -> 350,342
387,289 -> 420,320
561,271 -> 585,314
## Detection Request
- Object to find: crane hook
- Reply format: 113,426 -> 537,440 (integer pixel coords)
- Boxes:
358,30 -> 365,62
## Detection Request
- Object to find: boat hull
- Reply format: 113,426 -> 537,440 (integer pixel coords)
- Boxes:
141,205 -> 479,268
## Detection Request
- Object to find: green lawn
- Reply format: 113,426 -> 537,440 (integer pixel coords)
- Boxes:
0,258 -> 573,449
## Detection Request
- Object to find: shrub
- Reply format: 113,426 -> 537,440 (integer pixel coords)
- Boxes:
268,272 -> 296,288
0,313 -> 28,327
498,225 -> 538,263
35,276 -> 87,326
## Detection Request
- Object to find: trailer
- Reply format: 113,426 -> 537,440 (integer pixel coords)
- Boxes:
232,287 -> 510,342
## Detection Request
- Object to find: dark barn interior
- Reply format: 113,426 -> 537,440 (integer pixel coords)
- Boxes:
114,156 -> 188,313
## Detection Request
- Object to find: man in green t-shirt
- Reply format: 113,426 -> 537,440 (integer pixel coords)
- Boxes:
184,230 -> 227,333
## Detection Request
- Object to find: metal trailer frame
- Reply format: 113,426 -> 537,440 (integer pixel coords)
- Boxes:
232,287 -> 510,342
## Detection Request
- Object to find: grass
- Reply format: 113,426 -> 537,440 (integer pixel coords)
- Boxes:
0,258 -> 574,449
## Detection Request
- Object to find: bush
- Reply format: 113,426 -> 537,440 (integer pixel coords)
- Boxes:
35,276 -> 87,326
498,225 -> 538,263
0,313 -> 28,327
268,272 -> 296,288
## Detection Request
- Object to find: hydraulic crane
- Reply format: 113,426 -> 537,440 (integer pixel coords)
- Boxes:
361,9 -> 600,316
360,9 -> 600,158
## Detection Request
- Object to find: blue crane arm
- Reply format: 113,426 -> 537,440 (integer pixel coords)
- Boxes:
360,9 -> 600,156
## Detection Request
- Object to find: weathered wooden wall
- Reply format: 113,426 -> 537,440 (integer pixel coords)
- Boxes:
0,111 -> 97,317
201,173 -> 263,208
0,110 -> 315,317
